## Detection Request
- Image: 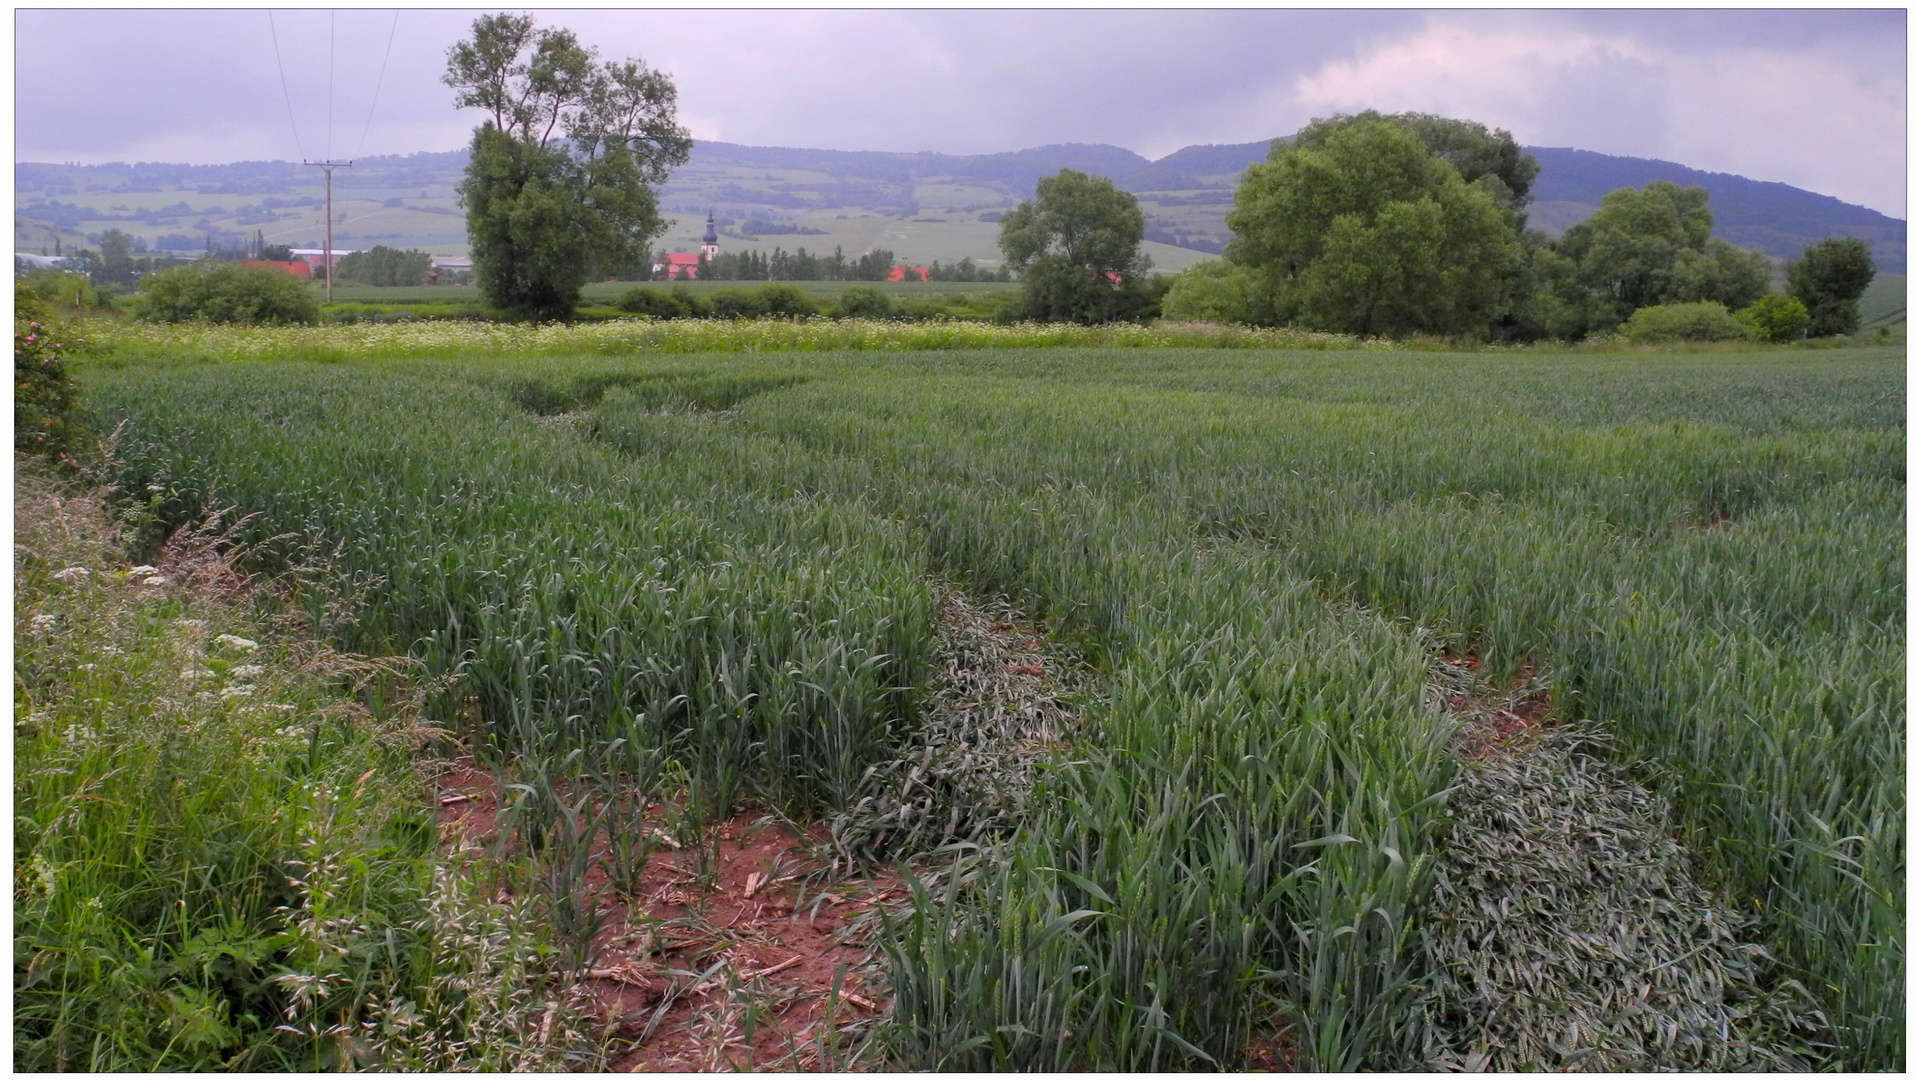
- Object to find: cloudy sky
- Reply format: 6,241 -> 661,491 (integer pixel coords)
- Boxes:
14,8 -> 1908,216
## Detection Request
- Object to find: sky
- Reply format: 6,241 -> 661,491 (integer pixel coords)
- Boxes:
13,7 -> 1909,217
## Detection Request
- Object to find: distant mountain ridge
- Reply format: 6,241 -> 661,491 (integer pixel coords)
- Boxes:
16,137 -> 1904,273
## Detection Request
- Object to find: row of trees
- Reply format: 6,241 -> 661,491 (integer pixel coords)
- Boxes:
693,246 -> 898,282
439,16 -> 1874,336
335,245 -> 434,288
1151,111 -> 1873,341
676,248 -> 1015,283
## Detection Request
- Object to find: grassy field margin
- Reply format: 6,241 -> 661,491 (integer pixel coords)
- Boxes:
12,458 -> 600,1070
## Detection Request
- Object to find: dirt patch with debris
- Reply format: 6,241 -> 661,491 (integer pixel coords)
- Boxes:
420,581 -> 1086,1070
429,767 -> 899,1071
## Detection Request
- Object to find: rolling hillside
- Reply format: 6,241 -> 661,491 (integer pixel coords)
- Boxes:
16,136 -> 1904,274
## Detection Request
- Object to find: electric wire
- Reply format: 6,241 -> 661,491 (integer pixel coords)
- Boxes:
351,10 -> 401,161
327,9 -> 336,160
266,11 -> 306,160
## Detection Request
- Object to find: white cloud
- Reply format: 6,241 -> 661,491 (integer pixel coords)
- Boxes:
1293,19 -> 1906,216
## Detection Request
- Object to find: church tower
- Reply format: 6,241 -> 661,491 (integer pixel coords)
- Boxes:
700,210 -> 720,259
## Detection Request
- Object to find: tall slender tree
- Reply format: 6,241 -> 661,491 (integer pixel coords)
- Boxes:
445,14 -> 691,320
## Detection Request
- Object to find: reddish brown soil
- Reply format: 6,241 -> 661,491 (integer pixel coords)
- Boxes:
430,762 -> 899,1071
1443,656 -> 1555,761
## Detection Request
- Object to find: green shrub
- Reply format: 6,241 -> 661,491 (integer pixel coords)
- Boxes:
835,285 -> 895,319
134,262 -> 321,325
617,285 -> 693,318
708,287 -> 766,319
756,283 -> 819,319
1619,301 -> 1751,344
14,285 -> 86,459
17,268 -> 107,313
1735,294 -> 1812,343
1161,260 -> 1258,324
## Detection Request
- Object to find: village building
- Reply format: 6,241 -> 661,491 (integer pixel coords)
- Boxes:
650,209 -> 721,280
241,259 -> 312,279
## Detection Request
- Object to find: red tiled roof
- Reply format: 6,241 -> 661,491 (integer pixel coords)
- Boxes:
243,260 -> 312,279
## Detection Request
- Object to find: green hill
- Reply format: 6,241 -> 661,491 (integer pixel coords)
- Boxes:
16,138 -> 1904,275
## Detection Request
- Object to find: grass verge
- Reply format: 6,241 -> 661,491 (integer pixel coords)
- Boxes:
12,457 -> 599,1070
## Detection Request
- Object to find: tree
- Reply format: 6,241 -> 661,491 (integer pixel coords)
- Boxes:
445,13 -> 691,320
1549,180 -> 1771,337
96,229 -> 135,288
998,168 -> 1151,323
1788,236 -> 1875,337
1295,111 -> 1539,227
336,245 -> 434,287
1226,115 -> 1521,337
258,244 -> 295,262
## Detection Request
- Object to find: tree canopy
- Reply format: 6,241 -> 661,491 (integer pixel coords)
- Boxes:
998,168 -> 1152,323
1546,180 -> 1771,337
1788,236 -> 1875,337
1226,115 -> 1521,338
336,245 -> 433,288
444,13 -> 691,320
1292,110 -> 1539,226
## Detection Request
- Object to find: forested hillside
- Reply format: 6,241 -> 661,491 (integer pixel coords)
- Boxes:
17,137 -> 1904,273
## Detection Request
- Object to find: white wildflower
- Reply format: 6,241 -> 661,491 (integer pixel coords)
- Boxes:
219,685 -> 254,701
230,664 -> 265,680
141,575 -> 168,587
30,613 -> 57,632
51,567 -> 90,582
214,634 -> 260,653
127,565 -> 159,578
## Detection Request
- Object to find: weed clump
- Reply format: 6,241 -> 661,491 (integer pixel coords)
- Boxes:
12,462 -> 596,1070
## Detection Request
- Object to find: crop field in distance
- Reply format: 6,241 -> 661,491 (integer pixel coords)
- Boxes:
59,331 -> 1905,1070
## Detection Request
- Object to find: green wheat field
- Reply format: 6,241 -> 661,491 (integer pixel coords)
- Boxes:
25,329 -> 1904,1069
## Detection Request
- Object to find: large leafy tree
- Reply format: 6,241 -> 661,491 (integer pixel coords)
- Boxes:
1294,111 -> 1539,227
998,168 -> 1153,323
1226,115 -> 1521,337
1547,180 -> 1770,338
1787,236 -> 1875,337
444,14 -> 691,320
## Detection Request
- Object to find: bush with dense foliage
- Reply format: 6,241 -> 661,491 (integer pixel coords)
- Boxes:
335,245 -> 434,287
834,284 -> 895,319
14,285 -> 87,458
617,285 -> 703,318
134,262 -> 321,325
1788,236 -> 1875,338
1161,260 -> 1260,324
1618,301 -> 1751,344
1735,293 -> 1811,343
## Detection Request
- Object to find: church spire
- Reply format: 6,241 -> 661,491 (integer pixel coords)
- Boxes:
700,209 -> 720,258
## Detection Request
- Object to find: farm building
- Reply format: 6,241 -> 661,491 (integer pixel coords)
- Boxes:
241,259 -> 312,279
652,251 -> 703,279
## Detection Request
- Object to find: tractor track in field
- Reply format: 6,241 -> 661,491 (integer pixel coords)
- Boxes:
1412,654 -> 1829,1071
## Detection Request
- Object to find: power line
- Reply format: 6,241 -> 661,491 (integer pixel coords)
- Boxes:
326,9 -> 336,161
266,11 -> 305,160
352,11 -> 400,161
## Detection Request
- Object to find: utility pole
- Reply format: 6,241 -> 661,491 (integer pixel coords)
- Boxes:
305,159 -> 351,302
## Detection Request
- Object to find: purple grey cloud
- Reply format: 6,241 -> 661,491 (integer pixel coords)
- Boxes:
14,9 -> 1906,216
